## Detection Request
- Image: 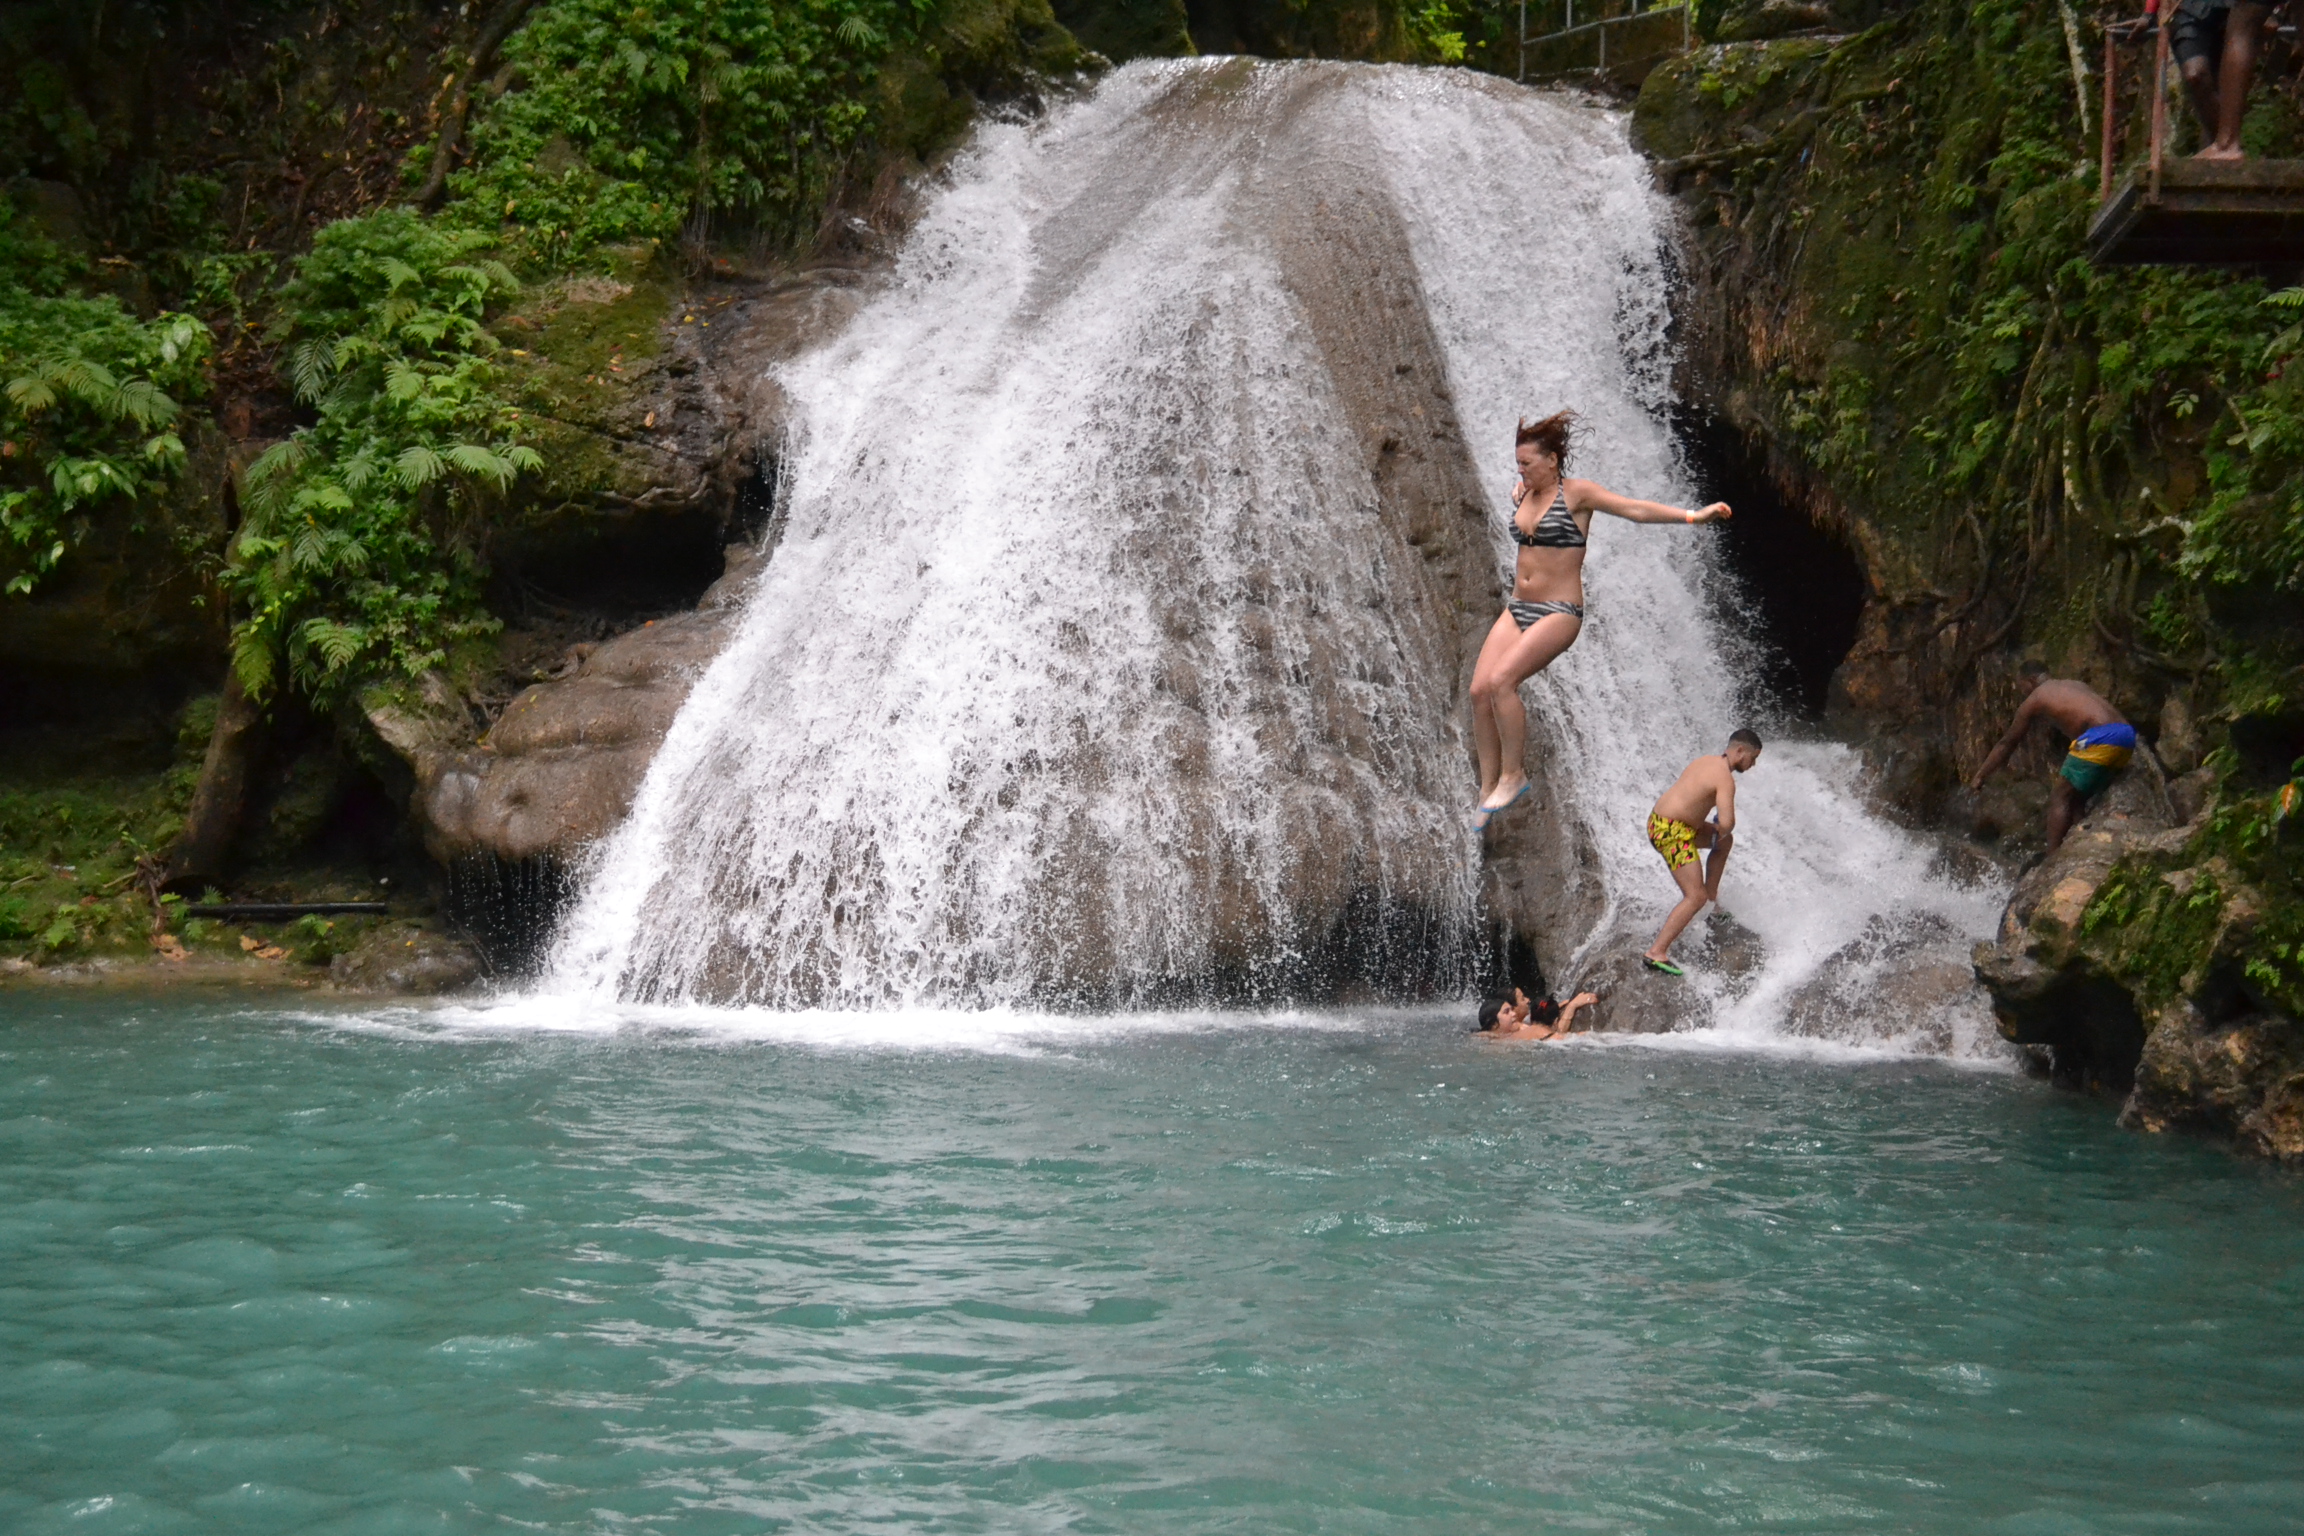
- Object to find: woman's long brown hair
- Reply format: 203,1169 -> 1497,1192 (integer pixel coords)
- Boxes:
1515,411 -> 1576,473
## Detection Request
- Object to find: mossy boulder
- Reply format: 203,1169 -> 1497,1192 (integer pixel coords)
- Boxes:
1973,763 -> 2304,1154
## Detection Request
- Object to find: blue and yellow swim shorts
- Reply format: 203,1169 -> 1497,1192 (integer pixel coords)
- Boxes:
1648,813 -> 1698,870
2060,722 -> 2136,800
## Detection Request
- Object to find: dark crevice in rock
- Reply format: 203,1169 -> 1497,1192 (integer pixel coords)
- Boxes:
1674,407 -> 1866,720
489,505 -> 732,624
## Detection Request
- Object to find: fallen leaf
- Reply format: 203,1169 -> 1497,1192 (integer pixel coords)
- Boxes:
153,934 -> 188,962
644,410 -> 657,427
256,945 -> 288,961
240,934 -> 261,952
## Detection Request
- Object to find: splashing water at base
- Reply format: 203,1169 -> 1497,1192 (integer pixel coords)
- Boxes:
545,60 -> 2005,1052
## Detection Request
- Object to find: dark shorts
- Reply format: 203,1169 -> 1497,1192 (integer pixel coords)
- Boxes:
2172,0 -> 2233,68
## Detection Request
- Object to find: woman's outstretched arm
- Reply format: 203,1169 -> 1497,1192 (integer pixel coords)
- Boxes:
1572,479 -> 1730,525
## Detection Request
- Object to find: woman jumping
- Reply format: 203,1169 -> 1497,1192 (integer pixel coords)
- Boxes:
1471,412 -> 1730,828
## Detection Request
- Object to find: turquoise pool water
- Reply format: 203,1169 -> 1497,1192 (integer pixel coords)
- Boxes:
3,995 -> 2301,1535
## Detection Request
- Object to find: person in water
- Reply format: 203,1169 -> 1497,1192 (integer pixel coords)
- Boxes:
1476,986 -> 1600,1039
1472,412 -> 1731,829
1641,728 -> 1762,977
1970,660 -> 2135,853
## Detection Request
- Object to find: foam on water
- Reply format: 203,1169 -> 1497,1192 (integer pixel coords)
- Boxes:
282,996 -> 1401,1057
541,60 -> 2005,1054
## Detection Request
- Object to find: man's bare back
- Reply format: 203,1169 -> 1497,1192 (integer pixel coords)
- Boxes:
1971,668 -> 2132,852
1651,755 -> 1737,828
2009,678 -> 2123,742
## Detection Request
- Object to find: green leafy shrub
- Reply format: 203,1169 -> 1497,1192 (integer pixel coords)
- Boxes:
1661,0 -> 2302,687
2183,286 -> 2304,593
0,201 -> 209,594
227,209 -> 537,704
0,774 -> 191,961
447,0 -> 916,267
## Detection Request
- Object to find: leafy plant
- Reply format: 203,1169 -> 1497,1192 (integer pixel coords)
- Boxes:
225,209 -> 536,704
444,0 -> 917,267
0,202 -> 209,594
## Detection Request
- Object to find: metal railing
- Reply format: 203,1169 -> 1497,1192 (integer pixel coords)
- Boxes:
2094,4 -> 2303,196
2098,9 -> 2166,203
1518,0 -> 1692,82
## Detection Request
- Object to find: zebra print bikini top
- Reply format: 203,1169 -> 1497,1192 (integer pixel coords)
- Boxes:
1512,484 -> 1586,549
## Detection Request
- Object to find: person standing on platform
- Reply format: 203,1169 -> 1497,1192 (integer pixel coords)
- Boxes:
2174,0 -> 2274,161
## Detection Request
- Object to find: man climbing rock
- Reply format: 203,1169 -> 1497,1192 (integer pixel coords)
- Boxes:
1970,661 -> 2135,853
2174,0 -> 2274,161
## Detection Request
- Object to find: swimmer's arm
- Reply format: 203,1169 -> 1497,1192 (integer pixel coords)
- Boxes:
1711,766 -> 1737,837
1574,480 -> 1731,525
1972,690 -> 2044,788
1554,991 -> 1600,1033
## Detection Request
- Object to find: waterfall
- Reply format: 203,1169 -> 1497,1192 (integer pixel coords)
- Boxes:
543,59 -> 2002,1051
1348,70 -> 2004,1052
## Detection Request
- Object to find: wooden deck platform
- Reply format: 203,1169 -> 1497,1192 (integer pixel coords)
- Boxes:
2088,158 -> 2304,266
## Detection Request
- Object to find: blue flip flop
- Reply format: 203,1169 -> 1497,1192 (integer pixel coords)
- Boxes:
1484,782 -> 1531,819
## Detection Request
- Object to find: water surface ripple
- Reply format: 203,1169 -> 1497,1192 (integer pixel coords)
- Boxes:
3,997 -> 2301,1534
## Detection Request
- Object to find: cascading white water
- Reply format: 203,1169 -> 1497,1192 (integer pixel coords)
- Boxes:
546,59 -> 2003,1051
1349,72 -> 2004,1052
549,62 -> 1488,1008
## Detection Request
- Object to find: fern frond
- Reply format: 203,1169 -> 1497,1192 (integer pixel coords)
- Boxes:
51,358 -> 120,404
445,442 -> 516,488
289,339 -> 339,403
299,617 -> 370,672
231,628 -> 278,700
395,445 -> 448,488
6,375 -> 57,413
112,379 -> 177,429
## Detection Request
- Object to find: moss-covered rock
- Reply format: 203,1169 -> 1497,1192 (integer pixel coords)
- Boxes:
1642,0 -> 2304,1150
1970,734 -> 2304,1148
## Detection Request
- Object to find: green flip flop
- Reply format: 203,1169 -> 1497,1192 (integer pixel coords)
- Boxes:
1642,956 -> 1685,977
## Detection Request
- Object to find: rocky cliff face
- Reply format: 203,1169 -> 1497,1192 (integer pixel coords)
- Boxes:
499,61 -> 1625,1011
1636,0 -> 2304,1154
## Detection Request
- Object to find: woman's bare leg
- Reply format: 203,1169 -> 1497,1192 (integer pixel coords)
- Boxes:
1469,609 -> 1524,797
1470,612 -> 1582,810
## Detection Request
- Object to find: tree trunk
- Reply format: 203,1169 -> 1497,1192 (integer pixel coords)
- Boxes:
415,0 -> 542,209
167,668 -> 269,892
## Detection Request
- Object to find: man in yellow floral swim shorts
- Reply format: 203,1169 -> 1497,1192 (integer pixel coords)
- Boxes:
1641,729 -> 1763,977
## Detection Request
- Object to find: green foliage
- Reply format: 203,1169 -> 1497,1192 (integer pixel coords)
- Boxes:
447,0 -> 920,266
2079,776 -> 2304,1020
0,775 -> 189,960
2182,286 -> 2304,592
0,201 -> 209,594
225,210 -> 535,704
1664,0 -> 2303,693
1406,0 -> 1469,61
